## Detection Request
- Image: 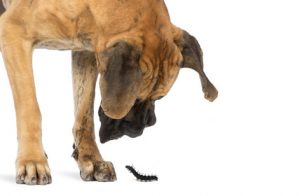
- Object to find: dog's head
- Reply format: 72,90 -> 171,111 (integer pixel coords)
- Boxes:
97,28 -> 218,143
96,3 -> 218,143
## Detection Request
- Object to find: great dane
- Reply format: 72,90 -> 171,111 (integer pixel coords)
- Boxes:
0,0 -> 218,185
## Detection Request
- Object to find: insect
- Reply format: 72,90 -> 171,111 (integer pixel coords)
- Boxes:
125,165 -> 158,182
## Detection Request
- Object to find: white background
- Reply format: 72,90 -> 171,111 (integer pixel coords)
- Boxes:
0,0 -> 300,195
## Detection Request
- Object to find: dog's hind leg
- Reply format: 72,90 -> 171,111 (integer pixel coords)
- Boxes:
71,51 -> 116,182
0,26 -> 51,185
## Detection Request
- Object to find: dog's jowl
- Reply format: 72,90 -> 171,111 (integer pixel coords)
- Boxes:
0,0 -> 218,185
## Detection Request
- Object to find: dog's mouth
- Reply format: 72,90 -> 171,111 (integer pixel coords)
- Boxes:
99,121 -> 144,143
98,100 -> 156,143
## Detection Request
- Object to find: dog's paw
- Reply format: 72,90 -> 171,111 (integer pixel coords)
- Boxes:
16,157 -> 51,185
79,160 -> 117,182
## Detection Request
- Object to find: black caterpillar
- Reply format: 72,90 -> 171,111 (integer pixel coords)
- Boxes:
125,165 -> 158,182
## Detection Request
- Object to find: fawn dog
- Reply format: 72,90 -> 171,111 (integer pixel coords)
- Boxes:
0,0 -> 217,185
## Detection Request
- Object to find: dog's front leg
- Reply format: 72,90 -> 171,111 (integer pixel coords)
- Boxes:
1,39 -> 51,184
71,51 -> 116,182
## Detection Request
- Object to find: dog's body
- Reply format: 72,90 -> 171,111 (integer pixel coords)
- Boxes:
0,0 -> 218,185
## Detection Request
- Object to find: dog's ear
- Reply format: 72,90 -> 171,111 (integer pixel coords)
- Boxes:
99,42 -> 142,119
177,30 -> 218,102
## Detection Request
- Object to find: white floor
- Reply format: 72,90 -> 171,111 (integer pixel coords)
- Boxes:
1,0 -> 300,196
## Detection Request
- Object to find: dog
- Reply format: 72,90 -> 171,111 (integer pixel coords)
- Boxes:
0,0 -> 218,185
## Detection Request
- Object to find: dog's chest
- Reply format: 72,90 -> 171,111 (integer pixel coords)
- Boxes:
34,35 -> 93,51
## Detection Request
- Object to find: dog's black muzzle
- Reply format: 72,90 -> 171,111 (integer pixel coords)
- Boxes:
99,100 -> 156,143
